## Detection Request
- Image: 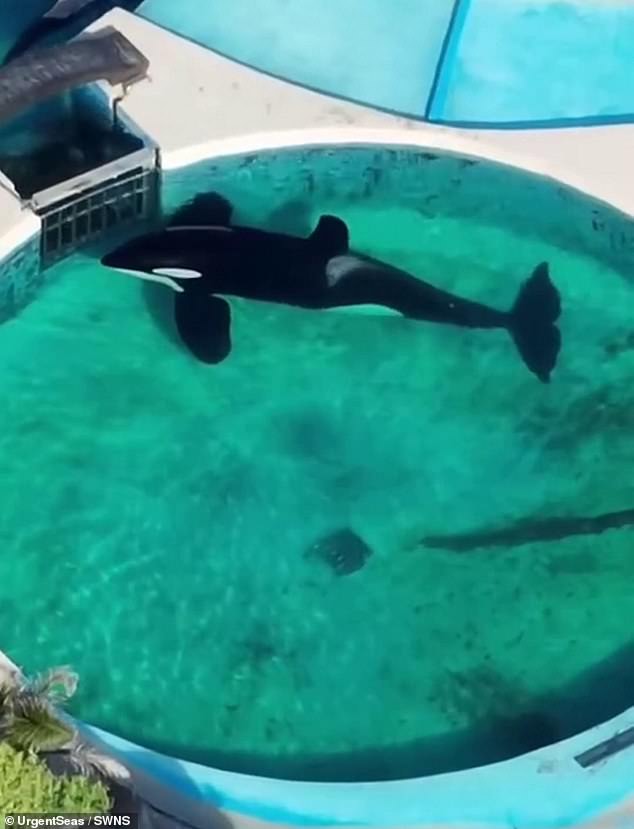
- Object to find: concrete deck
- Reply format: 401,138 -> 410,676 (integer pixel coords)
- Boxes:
0,175 -> 40,262
87,9 -> 634,218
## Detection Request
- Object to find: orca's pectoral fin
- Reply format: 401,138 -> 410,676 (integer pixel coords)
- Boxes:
308,215 -> 350,257
509,261 -> 561,383
174,293 -> 232,364
168,192 -> 234,228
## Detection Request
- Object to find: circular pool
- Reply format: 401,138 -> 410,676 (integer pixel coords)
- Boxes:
0,141 -> 632,790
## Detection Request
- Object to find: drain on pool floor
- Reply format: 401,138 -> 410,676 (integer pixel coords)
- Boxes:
305,528 -> 373,575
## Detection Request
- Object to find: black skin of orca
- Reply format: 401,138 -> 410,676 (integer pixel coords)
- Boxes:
100,192 -> 562,382
3,0 -> 145,64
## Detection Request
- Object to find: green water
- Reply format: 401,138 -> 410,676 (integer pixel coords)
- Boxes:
0,200 -> 632,780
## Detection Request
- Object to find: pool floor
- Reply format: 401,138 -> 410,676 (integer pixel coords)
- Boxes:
0,199 -> 632,780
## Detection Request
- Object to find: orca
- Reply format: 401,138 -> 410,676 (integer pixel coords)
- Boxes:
3,0 -> 145,64
100,192 -> 562,382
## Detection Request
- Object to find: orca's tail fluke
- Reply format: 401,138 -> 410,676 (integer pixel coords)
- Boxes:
508,262 -> 562,383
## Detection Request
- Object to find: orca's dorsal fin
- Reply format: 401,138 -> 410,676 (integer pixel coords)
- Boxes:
167,192 -> 234,228
308,215 -> 349,257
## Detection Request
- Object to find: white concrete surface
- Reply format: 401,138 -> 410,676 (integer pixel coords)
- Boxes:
0,178 -> 40,263
87,10 -> 634,218
0,647 -> 22,686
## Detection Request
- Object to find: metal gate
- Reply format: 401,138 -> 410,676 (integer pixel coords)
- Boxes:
30,146 -> 160,267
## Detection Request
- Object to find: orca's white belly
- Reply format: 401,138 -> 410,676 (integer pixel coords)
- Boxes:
324,304 -> 403,317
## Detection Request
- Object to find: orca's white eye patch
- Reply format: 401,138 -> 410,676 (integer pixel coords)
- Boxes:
152,268 -> 202,280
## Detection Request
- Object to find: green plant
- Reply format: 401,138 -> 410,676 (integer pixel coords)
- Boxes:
0,665 -> 129,782
0,666 -> 76,753
0,742 -> 111,813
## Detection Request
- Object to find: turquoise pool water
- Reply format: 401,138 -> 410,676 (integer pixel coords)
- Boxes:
0,170 -> 633,780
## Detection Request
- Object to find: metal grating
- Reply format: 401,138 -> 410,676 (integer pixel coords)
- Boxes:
37,163 -> 159,267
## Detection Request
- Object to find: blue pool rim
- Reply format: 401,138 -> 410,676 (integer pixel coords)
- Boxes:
83,707 -> 634,828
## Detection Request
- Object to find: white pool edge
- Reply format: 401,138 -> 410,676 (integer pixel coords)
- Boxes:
158,126 -> 634,223
0,203 -> 40,264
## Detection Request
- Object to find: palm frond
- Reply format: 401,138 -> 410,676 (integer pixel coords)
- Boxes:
7,694 -> 74,753
67,739 -> 131,783
0,681 -> 18,738
0,680 -> 17,711
0,709 -> 13,739
0,662 -> 126,785
27,666 -> 79,705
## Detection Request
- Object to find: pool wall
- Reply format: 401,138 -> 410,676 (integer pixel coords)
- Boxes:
0,231 -> 42,321
162,142 -> 634,279
81,707 -> 634,828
